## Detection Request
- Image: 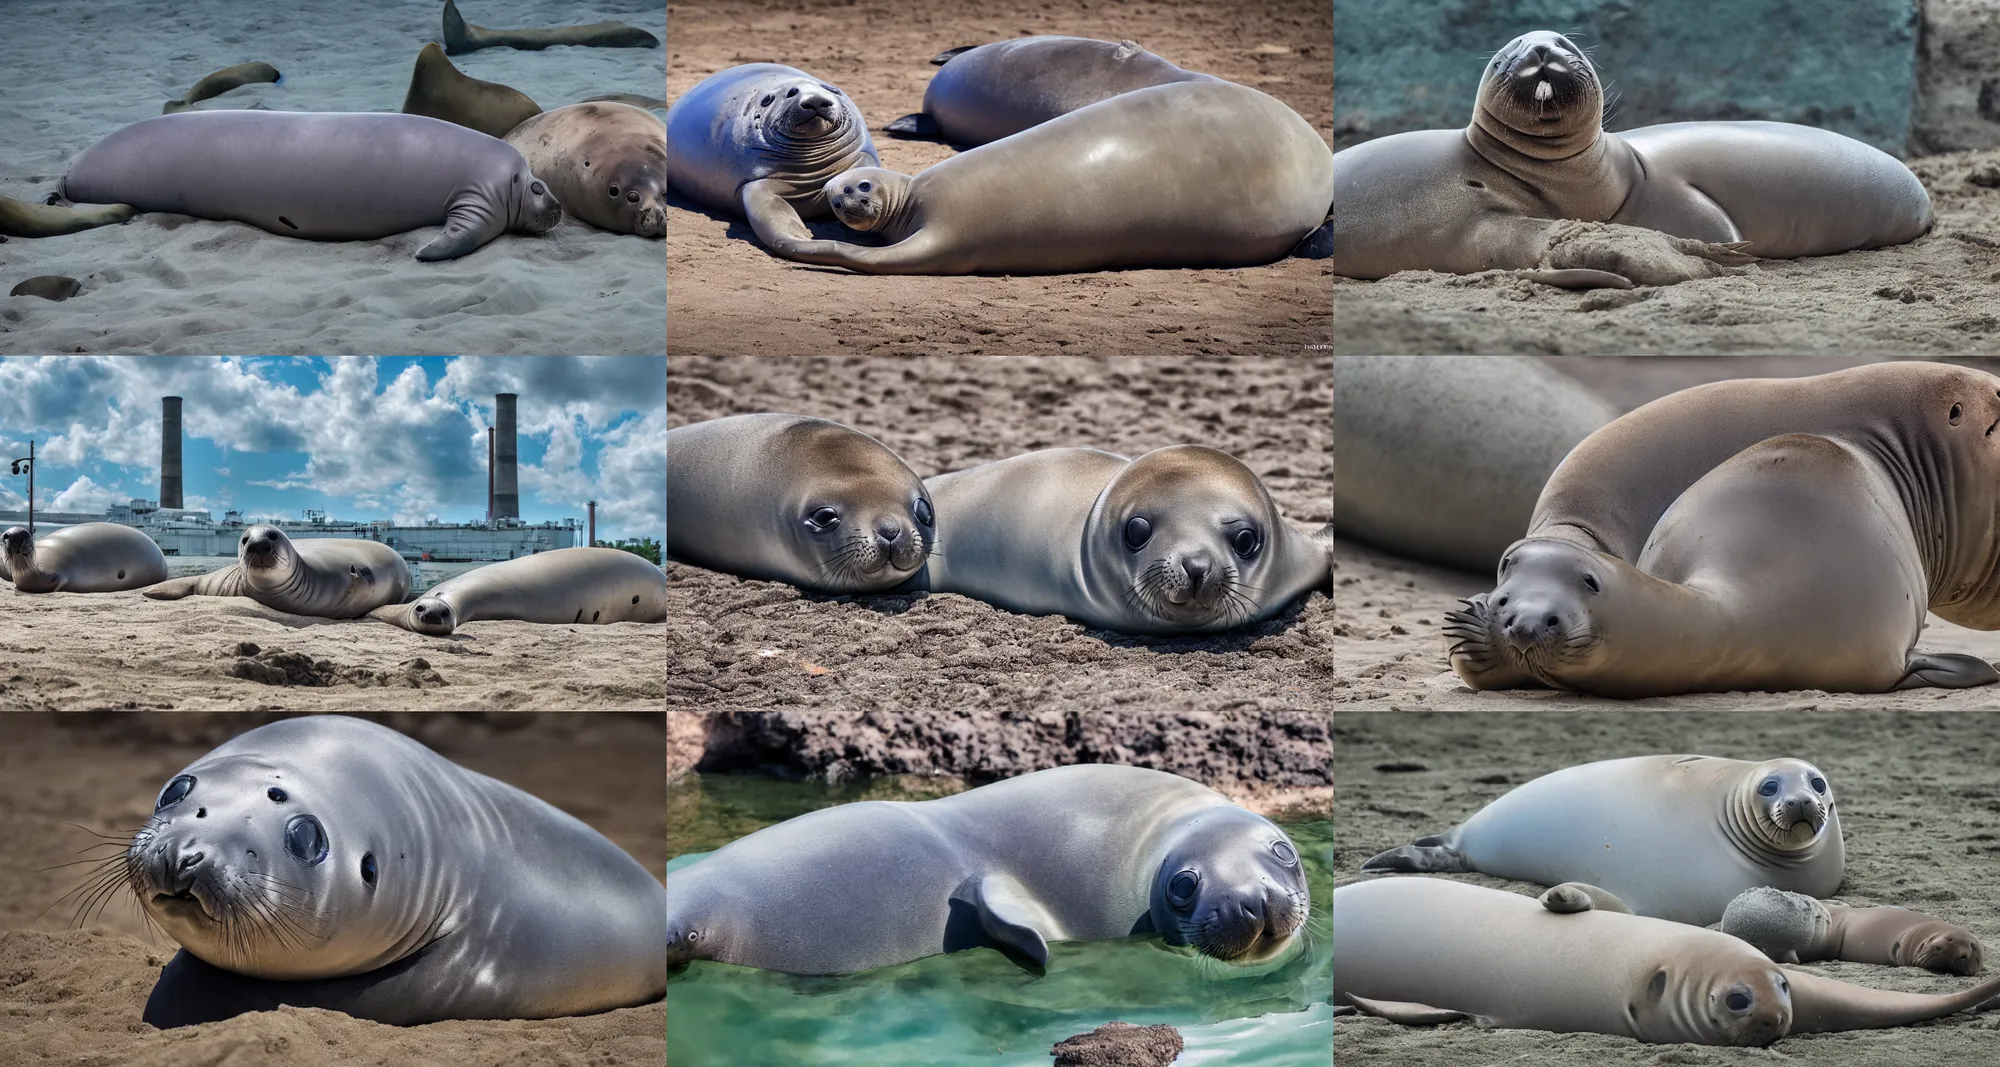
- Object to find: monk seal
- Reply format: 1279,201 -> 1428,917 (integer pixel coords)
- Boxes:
783,81 -> 1333,273
1722,886 -> 1983,975
914,446 -> 1330,635
109,715 -> 665,1026
1335,877 -> 2000,1044
666,413 -> 931,594
506,103 -> 665,238
1333,356 -> 1616,573
1362,755 -> 1842,927
1335,31 -> 1933,289
884,36 -> 1219,145
1445,362 -> 2000,696
141,525 -> 412,618
441,0 -> 658,54
0,195 -> 134,239
59,111 -> 562,261
668,764 -> 1308,975
163,61 -> 281,114
368,547 -> 667,635
2,523 -> 168,593
401,42 -> 540,140
666,63 -> 878,256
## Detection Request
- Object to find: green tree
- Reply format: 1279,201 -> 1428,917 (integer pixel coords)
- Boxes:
594,537 -> 661,565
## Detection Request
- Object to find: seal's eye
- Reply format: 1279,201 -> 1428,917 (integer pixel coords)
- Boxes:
267,787 -> 287,803
530,181 -> 545,196
806,507 -> 840,531
786,87 -> 799,97
1124,516 -> 1151,550
1726,992 -> 1751,1012
1810,775 -> 1827,794
1951,404 -> 1964,425
361,852 -> 377,887
842,186 -> 853,195
1759,779 -> 1780,797
1231,527 -> 1260,558
1167,870 -> 1199,908
157,774 -> 195,811
914,498 -> 933,527
1501,556 -> 1512,572
609,185 -> 620,197
1271,840 -> 1298,865
240,536 -> 248,545
760,94 -> 774,107
284,814 -> 328,866
1583,573 -> 1599,592
859,181 -> 872,193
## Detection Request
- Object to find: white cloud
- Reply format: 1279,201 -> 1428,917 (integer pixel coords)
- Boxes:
49,475 -> 120,511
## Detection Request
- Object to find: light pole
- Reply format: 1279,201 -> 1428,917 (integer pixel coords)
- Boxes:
9,440 -> 34,535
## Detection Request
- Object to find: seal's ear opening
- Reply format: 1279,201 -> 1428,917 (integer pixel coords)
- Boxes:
1646,968 -> 1669,1004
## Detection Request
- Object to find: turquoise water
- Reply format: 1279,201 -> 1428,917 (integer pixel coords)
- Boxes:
666,773 -> 1332,1066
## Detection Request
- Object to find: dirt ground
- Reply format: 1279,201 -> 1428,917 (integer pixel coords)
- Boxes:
0,712 -> 666,1066
665,0 -> 1331,356
1335,711 -> 2000,1063
1333,355 -> 2000,710
666,355 -> 1333,712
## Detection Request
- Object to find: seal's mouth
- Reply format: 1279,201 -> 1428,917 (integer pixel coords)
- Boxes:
1488,38 -> 1593,123
1768,798 -> 1828,843
152,888 -> 216,923
1187,884 -> 1310,963
1912,932 -> 1984,976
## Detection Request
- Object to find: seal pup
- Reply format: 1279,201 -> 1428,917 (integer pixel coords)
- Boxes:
2,523 -> 168,593
1335,31 -> 1933,288
368,547 -> 667,635
786,81 -> 1333,273
885,36 -> 1220,146
59,111 -> 562,260
1723,887 -> 1984,976
1361,755 -> 1842,927
442,0 -> 658,54
141,525 -> 411,619
667,413 -> 932,594
666,63 -> 878,257
915,446 -> 1329,635
0,195 -> 133,239
1446,361 -> 2000,696
163,61 -> 281,114
110,715 -> 666,1026
1337,878 -> 2000,1043
668,764 -> 1309,975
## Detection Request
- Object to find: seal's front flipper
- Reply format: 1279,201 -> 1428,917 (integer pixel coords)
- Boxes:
1894,652 -> 2000,690
1292,219 -> 1332,260
366,603 -> 418,632
884,113 -> 941,139
930,46 -> 978,66
741,179 -> 816,252
140,575 -> 204,601
1515,268 -> 1634,290
0,195 -> 136,239
1342,994 -> 1479,1027
1539,882 -> 1632,914
960,873 -> 1058,968
1360,836 -> 1469,874
416,202 -> 503,261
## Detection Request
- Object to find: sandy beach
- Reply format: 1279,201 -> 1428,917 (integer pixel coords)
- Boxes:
0,0 -> 665,356
665,0 -> 1331,356
0,711 -> 666,1066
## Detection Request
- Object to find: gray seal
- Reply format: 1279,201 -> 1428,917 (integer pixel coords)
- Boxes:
163,61 -> 281,114
59,111 -> 563,261
2,522 -> 168,593
141,524 -> 411,618
369,547 -> 668,635
441,0 -> 658,54
1721,887 -> 1984,975
667,764 -> 1309,975
0,195 -> 134,238
120,715 -> 665,1026
884,36 -> 1219,145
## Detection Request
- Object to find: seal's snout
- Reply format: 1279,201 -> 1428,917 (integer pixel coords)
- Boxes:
799,92 -> 834,116
1,526 -> 28,553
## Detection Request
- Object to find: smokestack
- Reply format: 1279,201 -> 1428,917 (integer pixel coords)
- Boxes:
486,427 -> 496,524
588,500 -> 597,546
494,393 -> 519,520
160,396 -> 183,510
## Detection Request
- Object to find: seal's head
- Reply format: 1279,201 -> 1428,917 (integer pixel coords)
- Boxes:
1734,758 -> 1835,853
405,595 -> 458,636
583,105 -> 668,238
237,524 -> 299,578
771,418 -> 932,593
1903,922 -> 1985,976
825,167 -> 912,234
2,526 -> 31,573
1151,807 -> 1310,964
1631,955 -> 1792,1047
511,170 -> 565,235
1448,538 -> 1609,687
1473,31 -> 1603,159
752,74 -> 860,143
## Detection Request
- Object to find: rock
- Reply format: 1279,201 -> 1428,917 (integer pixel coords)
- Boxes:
1050,1021 -> 1183,1066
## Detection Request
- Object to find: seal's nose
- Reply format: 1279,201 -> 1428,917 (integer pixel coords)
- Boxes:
1501,609 -> 1564,644
1,528 -> 27,551
1183,553 -> 1212,591
875,518 -> 904,547
172,849 -> 204,893
799,92 -> 834,116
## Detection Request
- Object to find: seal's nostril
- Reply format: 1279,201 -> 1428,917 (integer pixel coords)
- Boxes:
1544,615 -> 1560,630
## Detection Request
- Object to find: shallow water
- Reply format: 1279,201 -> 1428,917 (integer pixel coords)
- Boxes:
666,773 -> 1332,1066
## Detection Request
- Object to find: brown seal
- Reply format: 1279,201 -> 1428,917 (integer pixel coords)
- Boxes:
440,0 -> 657,54
163,61 -> 281,114
400,42 -> 539,140
506,103 -> 665,238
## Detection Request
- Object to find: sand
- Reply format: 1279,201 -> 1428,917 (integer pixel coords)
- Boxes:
666,356 -> 1333,712
0,711 -> 666,1066
0,0 -> 665,356
0,582 -> 668,711
665,0 -> 1332,356
1336,710 -> 2000,1063
1333,355 -> 2000,710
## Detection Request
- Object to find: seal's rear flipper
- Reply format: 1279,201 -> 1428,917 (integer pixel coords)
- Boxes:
1894,652 -> 2000,690
1360,836 -> 1470,874
1342,994 -> 1479,1027
930,46 -> 978,66
884,113 -> 941,139
960,873 -> 1056,969
366,603 -> 418,631
1516,268 -> 1635,290
140,575 -> 203,601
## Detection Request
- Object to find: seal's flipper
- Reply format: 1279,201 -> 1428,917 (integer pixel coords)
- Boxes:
140,575 -> 204,600
1342,994 -> 1479,1027
884,113 -> 941,139
0,196 -> 135,239
1539,882 -> 1632,914
441,0 -> 477,55
1360,836 -> 1470,874
1515,268 -> 1635,290
1784,966 -> 2000,1033
1894,652 -> 2000,690
962,873 -> 1057,968
930,46 -> 978,66
416,204 -> 501,261
1293,219 -> 1332,260
741,179 -> 816,250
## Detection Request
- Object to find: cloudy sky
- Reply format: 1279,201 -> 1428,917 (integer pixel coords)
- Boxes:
0,357 -> 664,543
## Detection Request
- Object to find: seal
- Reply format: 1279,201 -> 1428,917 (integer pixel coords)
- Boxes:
667,764 -> 1309,975
368,547 -> 668,635
0,195 -> 134,239
108,715 -> 666,1026
665,63 -> 878,256
1361,755 -> 1842,926
782,81 -> 1333,273
400,42 -> 540,140
441,0 -> 658,54
884,36 -> 1219,145
9,276 -> 82,301
59,111 -> 562,260
1333,356 -> 1616,573
163,61 -> 281,114
506,103 -> 666,237
666,413 -> 932,594
2,523 -> 168,593
1334,31 -> 1934,288
914,446 -> 1330,634
1445,361 -> 2000,696
1722,887 -> 1984,975
1334,877 -> 2000,1044
141,525 -> 412,618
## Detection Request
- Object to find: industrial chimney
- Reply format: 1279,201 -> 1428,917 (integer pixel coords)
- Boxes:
486,427 -> 496,524
160,396 -> 183,510
494,393 -> 519,520
587,500 -> 597,546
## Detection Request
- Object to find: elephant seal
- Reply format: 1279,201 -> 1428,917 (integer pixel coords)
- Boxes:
668,764 -> 1309,975
1333,357 -> 1616,573
1361,755 -> 1843,927
1446,362 -> 2000,696
442,0 -> 658,54
915,446 -> 1330,635
1335,877 -> 2000,1044
141,525 -> 411,618
1335,31 -> 1933,288
666,413 -> 932,594
9,275 -> 82,301
787,81 -> 1333,273
0,196 -> 134,238
2,523 -> 168,593
118,715 -> 665,1026
368,547 -> 668,635
665,63 -> 878,256
163,61 -> 281,114
507,103 -> 665,237
885,36 -> 1219,145
401,42 -> 540,139
1723,887 -> 1984,976
59,111 -> 562,260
